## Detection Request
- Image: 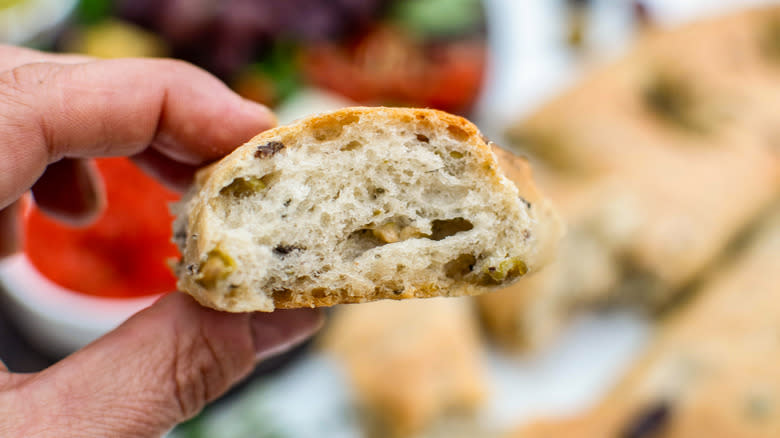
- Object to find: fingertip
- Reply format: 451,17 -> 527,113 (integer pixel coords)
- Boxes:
130,148 -> 199,193
240,98 -> 277,132
251,308 -> 325,363
149,78 -> 277,164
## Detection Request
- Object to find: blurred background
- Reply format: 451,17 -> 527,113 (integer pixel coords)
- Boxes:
0,0 -> 779,437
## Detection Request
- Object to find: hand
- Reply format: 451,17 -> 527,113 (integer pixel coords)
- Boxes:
0,45 -> 323,437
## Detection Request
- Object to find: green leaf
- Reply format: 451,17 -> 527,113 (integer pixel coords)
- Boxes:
249,42 -> 303,103
173,412 -> 208,438
390,0 -> 484,39
76,0 -> 113,25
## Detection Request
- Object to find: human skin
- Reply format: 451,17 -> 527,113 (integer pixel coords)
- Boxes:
0,45 -> 323,437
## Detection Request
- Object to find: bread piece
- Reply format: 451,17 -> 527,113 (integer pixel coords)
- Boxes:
478,170 -> 641,350
507,7 -> 780,298
173,107 -> 559,312
487,6 -> 780,351
512,207 -> 780,437
321,298 -> 487,438
515,7 -> 780,292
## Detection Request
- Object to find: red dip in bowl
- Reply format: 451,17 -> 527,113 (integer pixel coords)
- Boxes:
24,158 -> 180,298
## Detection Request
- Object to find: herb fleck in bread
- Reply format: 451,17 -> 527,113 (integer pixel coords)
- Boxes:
173,107 -> 559,312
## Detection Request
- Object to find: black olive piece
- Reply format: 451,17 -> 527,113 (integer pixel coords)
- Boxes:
519,196 -> 531,209
273,244 -> 304,257
255,141 -> 285,158
620,401 -> 671,438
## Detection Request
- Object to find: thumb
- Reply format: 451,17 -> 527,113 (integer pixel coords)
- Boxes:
14,293 -> 322,437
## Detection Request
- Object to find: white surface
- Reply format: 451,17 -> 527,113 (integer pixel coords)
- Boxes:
0,254 -> 159,357
483,311 -> 650,430
0,0 -> 77,45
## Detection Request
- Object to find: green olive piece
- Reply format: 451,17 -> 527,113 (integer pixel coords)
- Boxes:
220,176 -> 267,198
483,257 -> 528,284
196,249 -> 236,289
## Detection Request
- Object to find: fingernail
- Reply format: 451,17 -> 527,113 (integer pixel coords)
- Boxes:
250,308 -> 324,363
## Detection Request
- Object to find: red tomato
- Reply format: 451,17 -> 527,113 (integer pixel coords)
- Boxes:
24,158 -> 180,298
302,26 -> 487,114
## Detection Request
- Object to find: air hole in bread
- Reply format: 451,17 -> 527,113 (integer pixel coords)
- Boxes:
272,288 -> 293,305
370,187 -> 386,199
219,172 -> 279,198
447,125 -> 470,141
340,217 -> 473,260
314,127 -> 341,141
444,253 -> 477,279
342,140 -> 362,151
311,113 -> 360,142
416,133 -> 430,143
430,218 -> 474,241
343,228 -> 387,259
220,176 -> 265,198
273,244 -> 305,258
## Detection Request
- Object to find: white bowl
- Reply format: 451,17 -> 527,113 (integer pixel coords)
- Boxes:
0,253 -> 161,357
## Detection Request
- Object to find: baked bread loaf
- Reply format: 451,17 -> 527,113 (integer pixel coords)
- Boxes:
478,172 -> 638,350
321,298 -> 487,438
506,6 -> 780,300
482,6 -> 780,351
173,107 -> 558,312
512,207 -> 780,438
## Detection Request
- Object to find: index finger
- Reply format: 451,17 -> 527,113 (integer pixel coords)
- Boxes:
0,57 -> 275,208
0,44 -> 93,69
